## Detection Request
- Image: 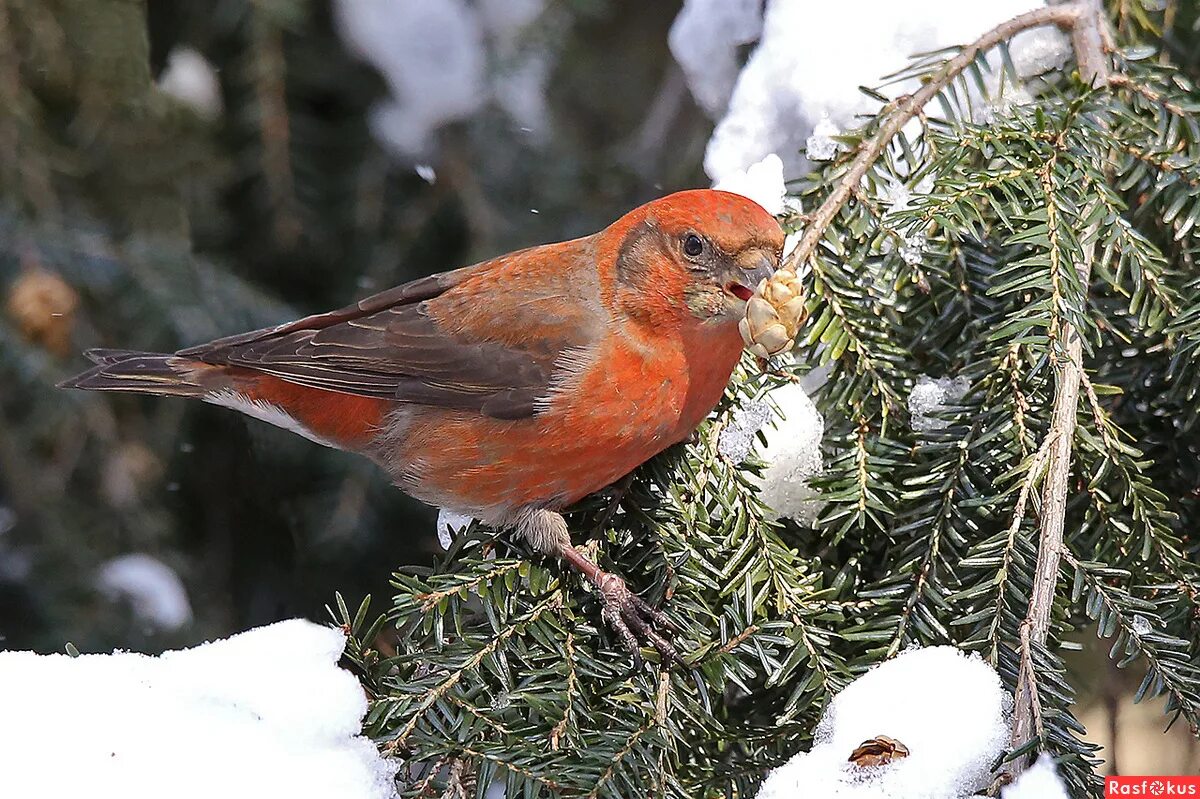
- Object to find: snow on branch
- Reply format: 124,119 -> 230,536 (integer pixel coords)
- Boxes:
756,646 -> 1037,799
693,0 -> 1070,185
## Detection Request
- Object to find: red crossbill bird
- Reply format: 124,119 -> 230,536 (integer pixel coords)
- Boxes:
62,189 -> 785,662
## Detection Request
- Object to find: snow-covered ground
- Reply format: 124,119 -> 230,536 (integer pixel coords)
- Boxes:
0,620 -> 396,799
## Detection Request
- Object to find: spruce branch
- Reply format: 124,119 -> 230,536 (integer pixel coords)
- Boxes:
1062,549 -> 1200,732
749,0 -> 1142,780
383,585 -> 562,752
320,1 -> 1200,793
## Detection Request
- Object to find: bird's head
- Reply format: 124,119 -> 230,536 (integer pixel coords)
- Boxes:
607,189 -> 786,326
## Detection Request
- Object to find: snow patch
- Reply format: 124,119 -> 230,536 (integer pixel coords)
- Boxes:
908,375 -> 970,433
158,46 -> 222,119
973,82 -> 1034,124
1001,755 -> 1070,799
478,0 -> 552,138
1009,27 -> 1072,78
713,153 -> 787,216
335,0 -> 551,158
436,508 -> 475,550
415,164 -> 437,184
882,174 -> 936,266
0,620 -> 397,799
668,0 -> 764,118
719,399 -> 774,464
806,116 -> 842,162
701,0 -> 1060,185
722,381 -> 824,527
755,381 -> 824,526
757,646 -> 1011,799
95,554 -> 193,632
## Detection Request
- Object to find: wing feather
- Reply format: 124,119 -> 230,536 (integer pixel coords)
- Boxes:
179,245 -> 602,420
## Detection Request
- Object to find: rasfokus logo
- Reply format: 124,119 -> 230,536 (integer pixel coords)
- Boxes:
1106,777 -> 1200,797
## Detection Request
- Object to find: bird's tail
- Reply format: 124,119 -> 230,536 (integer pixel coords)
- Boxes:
58,349 -> 210,398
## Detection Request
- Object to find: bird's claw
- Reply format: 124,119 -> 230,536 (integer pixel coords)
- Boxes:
595,571 -> 680,668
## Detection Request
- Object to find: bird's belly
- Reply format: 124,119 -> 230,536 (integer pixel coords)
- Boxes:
396,384 -> 683,517
390,328 -> 741,519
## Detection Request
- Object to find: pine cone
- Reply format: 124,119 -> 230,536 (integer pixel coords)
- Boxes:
6,268 -> 79,357
739,268 -> 807,358
848,735 -> 910,768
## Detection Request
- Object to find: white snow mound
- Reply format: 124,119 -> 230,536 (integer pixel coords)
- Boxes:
700,0 -> 1067,184
1001,754 -> 1070,799
0,619 -> 397,799
758,646 -> 1011,799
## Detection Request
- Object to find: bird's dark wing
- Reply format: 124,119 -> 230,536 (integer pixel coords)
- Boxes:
180,252 -> 605,420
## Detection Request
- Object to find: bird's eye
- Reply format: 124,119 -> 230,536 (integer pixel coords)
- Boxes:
683,234 -> 705,257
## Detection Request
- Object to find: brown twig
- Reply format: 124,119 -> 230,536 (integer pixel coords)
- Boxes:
989,431 -> 1057,664
584,718 -> 656,799
1108,73 -> 1190,118
715,623 -> 760,656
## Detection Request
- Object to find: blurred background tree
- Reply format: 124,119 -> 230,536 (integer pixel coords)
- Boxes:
0,0 -> 710,653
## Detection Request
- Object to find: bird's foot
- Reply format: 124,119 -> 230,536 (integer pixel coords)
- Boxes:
527,517 -> 682,669
594,570 -> 680,668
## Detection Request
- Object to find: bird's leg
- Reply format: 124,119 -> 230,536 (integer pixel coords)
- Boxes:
556,543 -> 679,666
512,507 -> 679,666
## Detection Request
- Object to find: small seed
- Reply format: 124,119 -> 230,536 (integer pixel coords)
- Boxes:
746,296 -> 779,332
738,317 -> 755,347
755,323 -> 792,353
